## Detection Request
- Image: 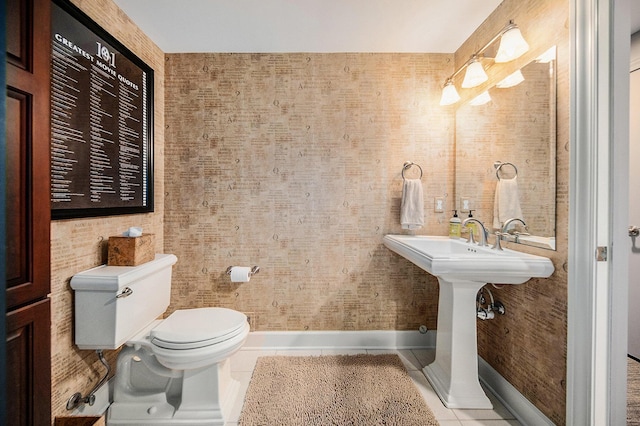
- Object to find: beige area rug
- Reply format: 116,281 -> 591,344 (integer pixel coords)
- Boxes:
239,354 -> 439,425
629,357 -> 640,424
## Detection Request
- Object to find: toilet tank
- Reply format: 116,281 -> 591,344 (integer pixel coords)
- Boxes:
70,254 -> 178,350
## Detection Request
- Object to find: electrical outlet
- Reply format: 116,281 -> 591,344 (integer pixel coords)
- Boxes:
434,197 -> 444,212
460,197 -> 471,212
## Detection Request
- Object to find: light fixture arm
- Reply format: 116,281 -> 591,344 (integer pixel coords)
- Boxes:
441,20 -> 520,87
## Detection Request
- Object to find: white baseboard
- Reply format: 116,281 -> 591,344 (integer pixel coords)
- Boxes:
478,356 -> 555,426
65,330 -> 553,426
243,329 -> 436,350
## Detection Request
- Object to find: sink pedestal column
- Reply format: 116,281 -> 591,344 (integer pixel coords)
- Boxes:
423,277 -> 493,409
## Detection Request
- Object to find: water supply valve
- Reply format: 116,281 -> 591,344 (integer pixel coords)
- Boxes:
477,309 -> 495,320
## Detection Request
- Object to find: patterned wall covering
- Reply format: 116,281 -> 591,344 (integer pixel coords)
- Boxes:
45,0 -> 570,424
49,0 -> 165,419
456,0 -> 570,423
164,53 -> 454,331
163,0 -> 569,423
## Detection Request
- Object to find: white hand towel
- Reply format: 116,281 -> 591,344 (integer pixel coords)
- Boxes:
493,176 -> 523,230
401,179 -> 424,230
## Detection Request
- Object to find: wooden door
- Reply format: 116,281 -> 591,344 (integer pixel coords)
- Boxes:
5,0 -> 52,424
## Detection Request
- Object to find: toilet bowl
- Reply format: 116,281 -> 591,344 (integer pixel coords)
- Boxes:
109,307 -> 250,425
70,254 -> 249,425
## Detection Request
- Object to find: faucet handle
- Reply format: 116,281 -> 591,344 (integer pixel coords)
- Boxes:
468,228 -> 477,244
512,231 -> 530,243
492,232 -> 505,251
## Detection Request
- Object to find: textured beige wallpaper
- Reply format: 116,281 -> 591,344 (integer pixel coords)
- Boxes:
457,0 -> 570,424
49,0 -> 165,419
164,53 -> 454,332
47,0 -> 569,424
163,1 -> 569,423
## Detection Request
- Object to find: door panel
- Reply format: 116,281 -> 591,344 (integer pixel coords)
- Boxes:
6,0 -> 31,71
6,299 -> 51,426
5,0 -> 50,311
5,89 -> 29,287
629,68 -> 640,358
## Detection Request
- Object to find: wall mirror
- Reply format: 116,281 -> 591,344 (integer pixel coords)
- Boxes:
455,46 -> 557,250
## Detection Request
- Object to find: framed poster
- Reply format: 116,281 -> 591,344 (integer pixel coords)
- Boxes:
50,0 -> 154,219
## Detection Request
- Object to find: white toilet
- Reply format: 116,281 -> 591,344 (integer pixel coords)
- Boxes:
70,254 -> 250,425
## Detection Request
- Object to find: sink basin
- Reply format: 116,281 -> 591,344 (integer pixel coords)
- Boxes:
383,234 -> 554,284
383,234 -> 554,409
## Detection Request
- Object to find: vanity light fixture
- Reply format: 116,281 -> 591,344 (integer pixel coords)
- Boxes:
439,20 -> 529,106
496,69 -> 525,88
469,91 -> 492,106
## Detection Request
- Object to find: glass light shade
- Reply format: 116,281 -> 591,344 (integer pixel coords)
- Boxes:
495,27 -> 529,63
536,46 -> 557,63
461,60 -> 488,88
496,69 -> 525,88
469,91 -> 492,106
439,82 -> 460,106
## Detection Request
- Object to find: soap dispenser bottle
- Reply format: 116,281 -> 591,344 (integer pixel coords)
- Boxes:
466,210 -> 477,239
449,210 -> 461,239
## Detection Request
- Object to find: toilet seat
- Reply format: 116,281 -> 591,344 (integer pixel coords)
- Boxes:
125,307 -> 250,370
151,307 -> 247,350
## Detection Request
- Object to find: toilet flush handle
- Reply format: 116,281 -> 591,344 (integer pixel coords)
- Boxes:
116,287 -> 133,298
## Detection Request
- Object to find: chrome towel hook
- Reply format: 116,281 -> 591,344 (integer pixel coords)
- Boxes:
402,161 -> 423,180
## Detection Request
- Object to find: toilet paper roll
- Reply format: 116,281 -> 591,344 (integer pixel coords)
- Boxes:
230,266 -> 252,282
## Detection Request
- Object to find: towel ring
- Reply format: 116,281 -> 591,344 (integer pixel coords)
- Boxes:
402,161 -> 423,180
494,161 -> 517,180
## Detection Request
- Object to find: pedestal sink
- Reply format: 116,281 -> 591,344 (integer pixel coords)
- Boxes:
383,234 -> 554,409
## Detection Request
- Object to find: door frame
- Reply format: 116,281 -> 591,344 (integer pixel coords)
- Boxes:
0,0 -> 7,422
568,0 -> 630,424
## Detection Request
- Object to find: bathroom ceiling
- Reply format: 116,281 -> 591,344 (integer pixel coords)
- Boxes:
111,0 -> 504,53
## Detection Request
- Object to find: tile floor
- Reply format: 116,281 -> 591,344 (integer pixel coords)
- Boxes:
224,348 -> 521,426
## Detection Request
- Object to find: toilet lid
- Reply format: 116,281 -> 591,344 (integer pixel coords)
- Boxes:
150,307 -> 247,350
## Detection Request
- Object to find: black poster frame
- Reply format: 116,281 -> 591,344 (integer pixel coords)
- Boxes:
50,0 -> 154,219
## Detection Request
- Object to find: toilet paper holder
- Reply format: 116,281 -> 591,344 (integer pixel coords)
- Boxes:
226,265 -> 260,276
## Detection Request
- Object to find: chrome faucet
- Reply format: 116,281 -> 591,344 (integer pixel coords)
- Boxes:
462,218 -> 489,246
501,217 -> 527,233
501,218 -> 528,243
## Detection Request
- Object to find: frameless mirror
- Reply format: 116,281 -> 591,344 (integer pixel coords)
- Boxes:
455,46 -> 557,250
